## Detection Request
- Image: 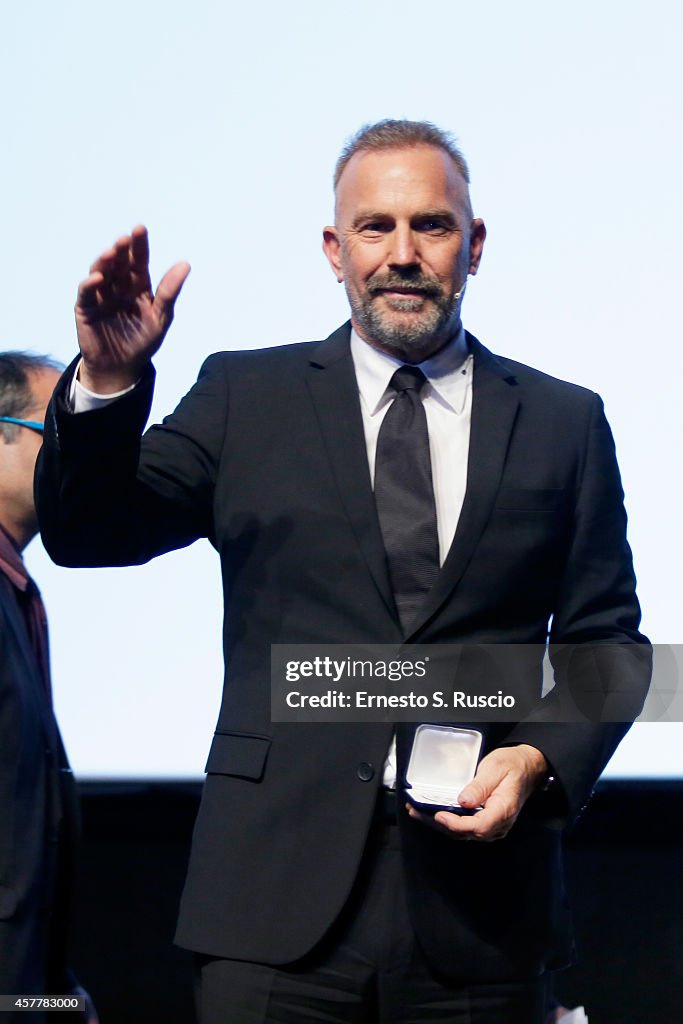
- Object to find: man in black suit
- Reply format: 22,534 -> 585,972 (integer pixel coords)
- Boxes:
0,353 -> 97,1022
36,120 -> 649,1023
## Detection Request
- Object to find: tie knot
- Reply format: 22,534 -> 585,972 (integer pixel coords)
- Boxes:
389,365 -> 428,395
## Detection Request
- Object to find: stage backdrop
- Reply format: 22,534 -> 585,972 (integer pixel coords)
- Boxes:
2,0 -> 680,779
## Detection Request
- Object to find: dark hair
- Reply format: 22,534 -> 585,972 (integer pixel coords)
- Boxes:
334,119 -> 470,189
0,351 -> 62,442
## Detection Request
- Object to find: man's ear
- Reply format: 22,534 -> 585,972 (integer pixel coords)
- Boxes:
322,226 -> 344,282
468,219 -> 487,276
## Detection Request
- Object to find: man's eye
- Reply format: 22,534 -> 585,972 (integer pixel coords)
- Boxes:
418,220 -> 450,234
360,222 -> 389,235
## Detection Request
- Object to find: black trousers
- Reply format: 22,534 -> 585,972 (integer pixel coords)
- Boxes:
194,809 -> 548,1024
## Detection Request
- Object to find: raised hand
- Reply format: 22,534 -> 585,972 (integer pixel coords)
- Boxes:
75,225 -> 190,393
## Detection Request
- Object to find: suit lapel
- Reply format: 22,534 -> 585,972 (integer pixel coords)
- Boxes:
406,334 -> 521,637
305,326 -> 520,637
306,323 -> 398,624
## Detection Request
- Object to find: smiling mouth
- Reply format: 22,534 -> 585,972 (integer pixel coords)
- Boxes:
375,288 -> 434,306
373,287 -> 434,301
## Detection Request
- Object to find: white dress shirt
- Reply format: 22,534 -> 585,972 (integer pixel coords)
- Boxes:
349,327 -> 473,787
350,326 -> 472,564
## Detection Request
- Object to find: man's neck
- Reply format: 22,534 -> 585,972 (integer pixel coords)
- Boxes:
351,318 -> 463,365
0,513 -> 32,554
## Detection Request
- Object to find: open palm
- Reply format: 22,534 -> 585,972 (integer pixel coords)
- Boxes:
75,225 -> 190,392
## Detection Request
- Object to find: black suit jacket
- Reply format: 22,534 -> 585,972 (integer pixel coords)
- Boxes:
0,568 -> 76,1001
36,324 -> 650,982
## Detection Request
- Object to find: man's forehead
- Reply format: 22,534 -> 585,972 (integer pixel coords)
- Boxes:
335,144 -> 470,214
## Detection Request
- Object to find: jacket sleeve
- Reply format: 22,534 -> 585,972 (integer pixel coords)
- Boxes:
36,354 -> 230,567
502,394 -> 651,823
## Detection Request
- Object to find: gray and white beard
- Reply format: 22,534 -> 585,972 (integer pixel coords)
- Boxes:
346,274 -> 463,358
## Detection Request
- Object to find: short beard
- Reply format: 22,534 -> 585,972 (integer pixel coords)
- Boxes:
347,271 -> 460,358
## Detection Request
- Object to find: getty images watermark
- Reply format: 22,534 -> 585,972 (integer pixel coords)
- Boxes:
270,644 -> 681,723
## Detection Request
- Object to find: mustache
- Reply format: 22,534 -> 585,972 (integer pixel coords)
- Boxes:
366,272 -> 443,298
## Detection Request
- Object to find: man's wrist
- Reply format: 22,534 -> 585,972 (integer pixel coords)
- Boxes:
77,360 -> 142,395
70,360 -> 139,413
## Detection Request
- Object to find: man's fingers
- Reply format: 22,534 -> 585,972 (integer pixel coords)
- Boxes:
76,230 -> 188,376
83,230 -> 188,321
154,262 -> 191,322
459,768 -> 523,832
76,271 -> 105,312
111,235 -> 133,274
434,801 -> 513,841
88,245 -> 118,276
87,229 -> 149,288
407,802 -> 509,842
130,224 -> 150,270
406,804 -> 461,837
457,780 -> 486,809
129,225 -> 153,292
458,764 -> 501,809
460,746 -> 548,816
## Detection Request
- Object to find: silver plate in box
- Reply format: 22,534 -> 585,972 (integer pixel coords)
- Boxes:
404,724 -> 483,814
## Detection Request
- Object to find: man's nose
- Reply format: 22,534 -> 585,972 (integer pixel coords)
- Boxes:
387,226 -> 420,268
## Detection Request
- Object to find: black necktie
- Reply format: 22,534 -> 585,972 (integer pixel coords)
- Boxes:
374,365 -> 439,633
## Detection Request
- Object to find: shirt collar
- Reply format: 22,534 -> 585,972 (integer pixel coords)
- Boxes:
350,325 -> 472,416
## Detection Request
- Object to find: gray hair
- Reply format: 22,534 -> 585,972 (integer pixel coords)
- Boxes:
0,351 -> 62,442
334,119 -> 470,190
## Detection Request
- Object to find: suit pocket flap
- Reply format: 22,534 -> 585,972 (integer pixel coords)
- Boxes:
495,487 -> 565,510
204,732 -> 271,779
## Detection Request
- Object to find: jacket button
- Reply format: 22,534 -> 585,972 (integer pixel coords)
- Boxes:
357,762 -> 374,782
